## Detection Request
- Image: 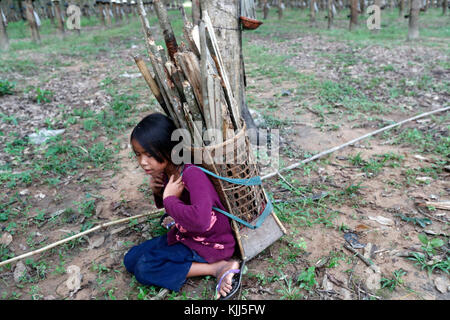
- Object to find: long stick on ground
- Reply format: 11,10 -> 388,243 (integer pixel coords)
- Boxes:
0,209 -> 165,268
261,106 -> 450,181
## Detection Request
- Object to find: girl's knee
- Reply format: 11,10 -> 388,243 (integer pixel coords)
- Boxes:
123,249 -> 137,274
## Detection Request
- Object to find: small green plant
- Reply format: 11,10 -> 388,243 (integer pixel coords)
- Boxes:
397,214 -> 432,228
380,269 -> 407,292
0,79 -> 15,96
277,278 -> 303,300
297,266 -> 317,292
349,152 -> 364,166
35,87 -> 53,104
418,234 -> 444,256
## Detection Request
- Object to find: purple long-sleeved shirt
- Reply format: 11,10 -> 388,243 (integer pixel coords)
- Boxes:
154,164 -> 236,263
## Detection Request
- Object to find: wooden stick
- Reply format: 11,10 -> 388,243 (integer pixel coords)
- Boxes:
182,80 -> 204,124
133,55 -> 171,116
202,10 -> 241,131
343,244 -> 373,267
199,20 -> 212,136
153,0 -> 178,62
175,51 -> 204,113
261,106 -> 450,181
0,209 -> 165,268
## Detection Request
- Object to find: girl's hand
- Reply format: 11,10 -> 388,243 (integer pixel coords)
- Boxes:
149,173 -> 164,195
163,175 -> 184,199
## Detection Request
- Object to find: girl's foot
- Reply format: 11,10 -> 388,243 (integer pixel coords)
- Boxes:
214,260 -> 240,299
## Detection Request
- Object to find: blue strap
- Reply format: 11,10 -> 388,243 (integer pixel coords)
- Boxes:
181,164 -> 272,229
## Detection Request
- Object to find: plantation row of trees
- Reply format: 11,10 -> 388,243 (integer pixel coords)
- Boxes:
0,0 -> 447,51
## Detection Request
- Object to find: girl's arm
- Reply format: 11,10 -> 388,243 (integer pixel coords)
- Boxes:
163,167 -> 215,233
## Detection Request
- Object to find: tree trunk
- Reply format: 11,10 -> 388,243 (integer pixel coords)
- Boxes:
24,0 -> 40,43
443,0 -> 448,14
202,0 -> 257,135
327,0 -> 333,28
407,0 -> 420,40
53,0 -> 65,38
263,0 -> 269,19
0,7 -> 9,50
349,0 -> 358,30
399,0 -> 406,17
105,2 -> 112,27
310,0 -> 316,26
278,0 -> 283,19
359,0 -> 365,12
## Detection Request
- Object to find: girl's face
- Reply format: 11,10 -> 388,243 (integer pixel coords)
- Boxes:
131,138 -> 168,175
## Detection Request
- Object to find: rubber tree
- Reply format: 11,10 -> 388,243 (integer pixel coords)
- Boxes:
407,0 -> 420,40
200,0 -> 258,139
310,0 -> 316,27
349,0 -> 358,30
0,0 -> 9,50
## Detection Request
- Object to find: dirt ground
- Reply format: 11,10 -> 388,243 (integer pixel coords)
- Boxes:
0,14 -> 449,301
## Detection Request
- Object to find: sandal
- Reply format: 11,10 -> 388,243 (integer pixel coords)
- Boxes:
215,260 -> 245,300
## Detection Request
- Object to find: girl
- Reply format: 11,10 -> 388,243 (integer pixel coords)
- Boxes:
123,113 -> 242,299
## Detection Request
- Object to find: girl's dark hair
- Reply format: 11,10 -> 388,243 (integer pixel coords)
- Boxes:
130,113 -> 178,163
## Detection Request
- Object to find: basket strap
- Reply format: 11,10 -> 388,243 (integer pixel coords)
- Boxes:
182,165 -> 262,186
181,164 -> 272,229
212,198 -> 273,230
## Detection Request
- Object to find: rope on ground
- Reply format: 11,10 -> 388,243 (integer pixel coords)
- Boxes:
0,208 -> 165,268
261,106 -> 450,181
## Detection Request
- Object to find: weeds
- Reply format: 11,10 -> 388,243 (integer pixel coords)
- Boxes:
380,269 -> 407,292
0,79 -> 16,95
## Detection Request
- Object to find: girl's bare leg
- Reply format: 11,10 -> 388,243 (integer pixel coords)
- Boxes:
187,260 -> 240,299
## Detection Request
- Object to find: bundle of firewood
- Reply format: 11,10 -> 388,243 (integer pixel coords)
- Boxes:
134,0 -> 242,147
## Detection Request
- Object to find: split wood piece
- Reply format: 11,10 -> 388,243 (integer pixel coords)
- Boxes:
199,20 -> 212,139
133,55 -> 171,116
175,51 -> 204,114
213,75 -> 224,145
183,102 -> 203,147
136,0 -> 176,122
202,10 -> 241,131
182,80 -> 204,126
136,0 -> 185,128
153,0 -> 178,62
165,60 -> 186,102
158,45 -> 168,66
192,25 -> 236,132
179,4 -> 200,57
0,209 -> 165,268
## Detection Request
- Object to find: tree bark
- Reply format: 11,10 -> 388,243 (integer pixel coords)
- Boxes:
278,0 -> 283,19
327,0 -> 333,29
202,0 -> 257,136
443,0 -> 448,14
407,0 -> 420,40
53,0 -> 65,38
310,0 -> 316,26
0,7 -> 9,50
263,0 -> 269,19
24,0 -> 40,43
349,0 -> 358,30
399,0 -> 406,17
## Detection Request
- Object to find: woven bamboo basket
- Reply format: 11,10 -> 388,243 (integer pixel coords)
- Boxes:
189,122 -> 286,261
